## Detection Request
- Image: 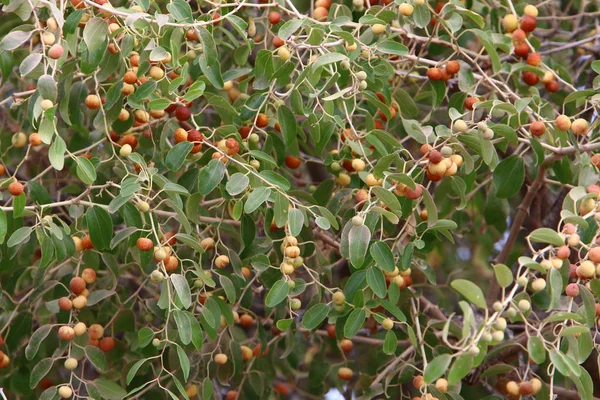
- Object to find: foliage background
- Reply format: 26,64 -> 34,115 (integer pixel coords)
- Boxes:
0,0 -> 600,398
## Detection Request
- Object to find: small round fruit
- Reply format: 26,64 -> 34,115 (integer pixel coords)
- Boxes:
285,246 -> 300,258
285,155 -> 301,169
268,11 -> 281,24
214,353 -> 228,364
150,270 -> 164,283
8,181 -> 24,196
565,283 -> 579,297
571,118 -> 589,135
81,268 -> 97,284
149,66 -> 164,79
99,337 -> 115,352
85,94 -> 101,110
413,375 -> 425,389
512,28 -> 526,42
454,120 -> 468,133
339,338 -> 353,352
520,15 -> 537,32
124,70 -> 137,84
333,291 -> 345,305
277,46 -> 291,61
399,3 -> 414,16
58,297 -> 73,311
241,345 -> 253,361
215,255 -> 230,268
445,60 -> 460,75
74,322 -> 87,336
70,277 -> 86,294
136,201 -> 150,213
175,106 -> 191,121
58,386 -> 73,399
381,318 -> 393,330
545,80 -> 559,92
351,159 -> 366,171
88,324 -> 104,340
120,144 -> 132,157
352,216 -> 364,226
201,238 -> 215,251
41,99 -> 54,110
464,96 -> 479,110
506,381 -> 520,396
64,358 -> 78,370
524,4 -> 538,17
313,6 -> 328,21
338,367 -> 353,381
555,115 -> 571,131
517,299 -> 531,311
290,298 -> 301,310
48,44 -> 64,59
59,326 -> 75,341
371,24 -> 386,34
526,52 -> 541,66
427,67 -> 442,81
522,71 -> 539,86
435,378 -> 448,393
502,14 -> 519,32
137,238 -> 153,251
530,378 -> 542,394
256,113 -> 269,128
530,121 -> 545,137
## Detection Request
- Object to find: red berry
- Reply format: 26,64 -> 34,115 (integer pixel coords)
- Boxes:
285,155 -> 301,169
175,106 -> 191,121
522,71 -> 539,86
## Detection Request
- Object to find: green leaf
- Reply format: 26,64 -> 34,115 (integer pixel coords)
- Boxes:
424,354 -> 452,383
349,224 -> 370,267
7,226 -> 32,247
0,209 -> 6,244
529,228 -> 565,247
244,187 -> 271,213
166,0 -> 193,22
383,330 -> 398,355
226,173 -> 249,196
30,358 -> 54,389
88,378 -> 128,400
176,345 -> 190,381
126,359 -> 147,385
302,303 -> 329,330
173,310 -> 192,345
198,159 -> 226,195
371,187 -> 401,215
450,279 -> 486,308
276,105 -> 299,152
265,280 -> 290,308
197,27 -> 223,89
366,267 -> 387,298
278,19 -> 304,40
287,208 -> 304,237
138,327 -> 154,347
49,136 -> 66,170
75,156 -> 97,184
370,241 -> 395,272
165,142 -> 193,171
85,345 -> 108,372
171,274 -> 192,309
493,264 -> 513,288
376,39 -> 408,55
312,52 -> 348,71
448,354 -> 474,385
85,206 -> 113,250
25,325 -> 53,360
259,171 -> 291,191
83,17 -> 107,54
493,155 -> 524,198
344,308 -> 366,338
